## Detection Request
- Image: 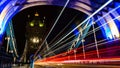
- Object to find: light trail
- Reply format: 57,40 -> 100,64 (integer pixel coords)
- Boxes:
58,7 -> 120,50
40,15 -> 78,54
42,19 -> 91,55
43,37 -> 120,58
41,23 -> 103,56
34,0 -> 70,58
87,38 -> 120,50
41,27 -> 83,55
36,0 -> 118,59
41,0 -> 113,57
42,19 -> 91,56
86,15 -> 120,39
83,5 -> 120,36
42,15 -> 120,56
48,15 -> 78,45
78,4 -> 120,38
41,35 -> 76,55
43,34 -> 120,57
35,46 -> 120,66
42,38 -> 75,56
44,45 -> 120,61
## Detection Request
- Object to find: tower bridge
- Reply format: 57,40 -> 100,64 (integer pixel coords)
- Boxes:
0,0 -> 120,68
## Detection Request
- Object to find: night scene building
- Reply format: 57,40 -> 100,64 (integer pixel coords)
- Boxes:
0,0 -> 120,68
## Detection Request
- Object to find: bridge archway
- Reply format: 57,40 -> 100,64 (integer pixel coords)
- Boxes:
0,0 -> 120,60
0,0 -> 119,40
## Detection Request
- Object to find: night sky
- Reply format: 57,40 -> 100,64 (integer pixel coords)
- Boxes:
12,5 -> 87,57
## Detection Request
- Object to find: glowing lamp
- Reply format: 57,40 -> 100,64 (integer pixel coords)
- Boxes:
30,22 -> 34,27
39,23 -> 44,27
35,12 -> 39,16
30,37 -> 39,44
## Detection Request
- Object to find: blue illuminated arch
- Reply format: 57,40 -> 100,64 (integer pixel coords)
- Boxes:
0,0 -> 120,42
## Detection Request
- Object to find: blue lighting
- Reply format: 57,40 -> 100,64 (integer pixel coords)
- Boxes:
71,23 -> 79,36
0,0 -> 25,35
110,13 -> 120,33
0,34 -> 3,45
0,5 -> 21,35
114,20 -> 120,31
74,18 -> 92,48
105,29 -> 113,40
115,2 -> 120,14
0,0 -> 10,13
114,2 -> 120,31
96,16 -> 113,40
52,0 -> 69,7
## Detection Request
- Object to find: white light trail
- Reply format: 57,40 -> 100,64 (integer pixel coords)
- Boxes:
34,0 -> 70,58
44,0 -> 113,55
43,10 -> 120,57
44,14 -> 120,56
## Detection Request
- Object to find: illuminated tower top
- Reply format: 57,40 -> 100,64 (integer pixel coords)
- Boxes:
34,12 -> 39,17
